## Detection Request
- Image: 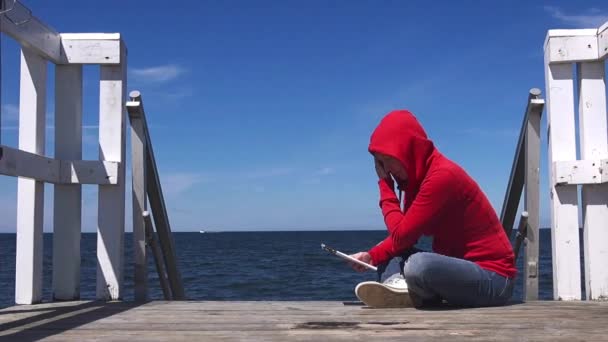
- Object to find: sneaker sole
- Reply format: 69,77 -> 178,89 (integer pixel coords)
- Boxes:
355,281 -> 413,308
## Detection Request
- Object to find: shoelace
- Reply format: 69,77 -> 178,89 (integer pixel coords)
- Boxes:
383,275 -> 408,289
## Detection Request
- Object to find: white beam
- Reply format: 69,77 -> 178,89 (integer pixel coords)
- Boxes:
553,160 -> 608,185
63,160 -> 120,184
60,33 -> 122,64
524,91 -> 542,301
0,8 -> 62,63
53,64 -> 83,300
544,29 -> 599,48
96,43 -> 127,301
544,32 -> 599,63
15,49 -> 47,304
128,92 -> 148,301
0,145 -> 59,182
599,23 -> 608,60
577,61 -> 608,300
544,54 -> 582,300
0,146 -> 119,185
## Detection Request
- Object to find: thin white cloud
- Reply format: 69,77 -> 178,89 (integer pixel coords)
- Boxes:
302,178 -> 321,185
544,6 -> 608,27
317,167 -> 335,176
245,167 -> 293,179
302,167 -> 335,185
83,130 -> 98,146
131,64 -> 186,83
161,172 -> 210,196
1,104 -> 19,122
164,87 -> 194,100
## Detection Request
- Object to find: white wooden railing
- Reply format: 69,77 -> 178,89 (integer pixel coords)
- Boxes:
544,21 -> 608,301
1,1 -> 183,305
0,2 -> 127,304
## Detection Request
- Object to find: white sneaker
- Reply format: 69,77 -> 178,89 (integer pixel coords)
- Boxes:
355,274 -> 413,308
383,273 -> 408,291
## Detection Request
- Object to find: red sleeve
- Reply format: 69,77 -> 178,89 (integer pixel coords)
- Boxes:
368,170 -> 456,266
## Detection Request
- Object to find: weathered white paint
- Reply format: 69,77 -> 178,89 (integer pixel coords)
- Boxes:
0,145 -> 58,182
577,61 -> 608,300
544,29 -> 599,47
544,34 -> 599,63
60,33 -> 121,40
524,93 -> 542,301
0,146 -> 119,185
127,92 -> 148,301
64,161 -> 120,184
553,159 -> 608,185
544,55 -> 582,300
53,65 -> 83,300
60,33 -> 122,64
599,24 -> 608,60
15,49 -> 47,304
0,10 -> 62,63
96,43 -> 127,300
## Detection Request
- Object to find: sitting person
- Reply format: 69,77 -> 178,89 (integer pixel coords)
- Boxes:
349,110 -> 516,308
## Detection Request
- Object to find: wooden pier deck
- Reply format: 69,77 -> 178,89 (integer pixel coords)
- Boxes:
1,300 -> 607,341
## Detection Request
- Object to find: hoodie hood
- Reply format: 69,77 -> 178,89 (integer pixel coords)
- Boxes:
369,110 -> 437,194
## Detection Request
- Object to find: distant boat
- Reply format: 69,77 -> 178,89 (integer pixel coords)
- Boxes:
199,230 -> 205,233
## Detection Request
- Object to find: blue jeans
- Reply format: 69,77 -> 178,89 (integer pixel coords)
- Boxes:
380,252 -> 514,307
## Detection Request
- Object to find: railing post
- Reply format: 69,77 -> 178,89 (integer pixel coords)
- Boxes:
524,90 -> 542,301
577,61 -> 608,300
130,91 -> 148,301
96,43 -> 127,300
544,55 -> 582,301
15,48 -> 47,304
52,64 -> 83,300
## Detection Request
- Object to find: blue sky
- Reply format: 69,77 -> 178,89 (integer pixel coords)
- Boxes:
1,1 -> 607,232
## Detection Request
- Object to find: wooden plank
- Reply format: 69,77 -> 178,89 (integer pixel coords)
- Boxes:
128,92 -> 148,302
0,145 -> 118,184
64,160 -> 119,185
544,57 -> 582,300
512,212 -> 528,262
53,64 -> 83,301
60,34 -> 122,64
127,92 -> 185,299
0,301 -> 607,342
144,212 -> 171,299
544,29 -> 599,63
0,2 -> 62,63
545,36 -> 598,63
0,145 -> 59,182
599,23 -> 608,59
145,141 -> 185,299
96,44 -> 127,300
524,87 -> 542,301
500,89 -> 543,238
577,61 -> 608,300
553,159 -> 606,185
15,48 -> 47,304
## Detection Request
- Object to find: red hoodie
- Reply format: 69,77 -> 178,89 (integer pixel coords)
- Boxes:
367,110 -> 516,279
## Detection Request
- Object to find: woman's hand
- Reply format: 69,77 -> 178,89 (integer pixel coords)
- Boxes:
348,252 -> 373,272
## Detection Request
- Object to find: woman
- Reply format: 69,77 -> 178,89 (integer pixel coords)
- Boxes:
349,110 -> 516,308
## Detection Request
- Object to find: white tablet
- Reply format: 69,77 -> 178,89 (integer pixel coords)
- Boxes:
321,243 -> 377,271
